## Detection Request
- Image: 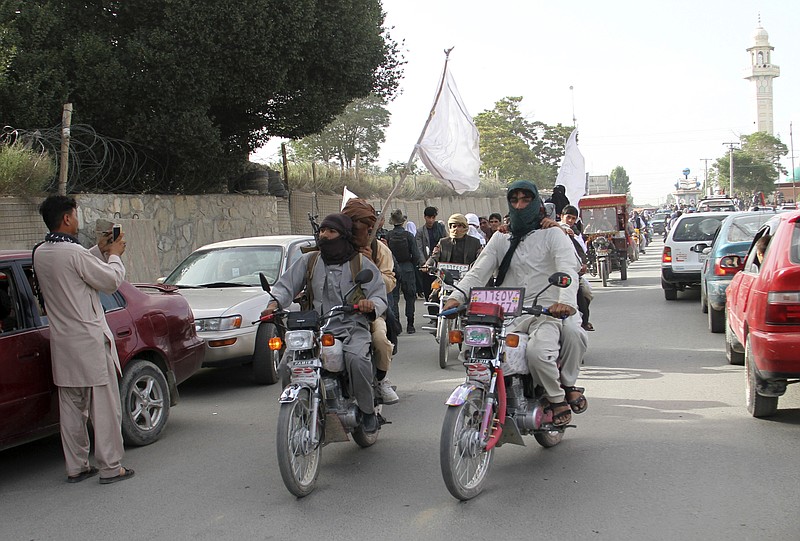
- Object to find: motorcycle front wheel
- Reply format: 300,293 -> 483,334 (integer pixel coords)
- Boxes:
276,389 -> 322,498
438,316 -> 452,369
440,389 -> 494,500
599,259 -> 609,287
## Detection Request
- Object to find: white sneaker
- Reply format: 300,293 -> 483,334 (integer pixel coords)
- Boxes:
376,379 -> 399,405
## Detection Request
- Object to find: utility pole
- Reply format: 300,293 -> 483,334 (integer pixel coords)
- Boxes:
700,158 -> 712,196
722,142 -> 740,197
58,103 -> 73,196
791,121 -> 796,204
569,85 -> 577,128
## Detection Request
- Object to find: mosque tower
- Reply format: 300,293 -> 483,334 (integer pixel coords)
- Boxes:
744,18 -> 780,135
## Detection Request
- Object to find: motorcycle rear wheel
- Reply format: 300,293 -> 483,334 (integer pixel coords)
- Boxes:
440,389 -> 494,500
533,429 -> 564,448
276,389 -> 322,498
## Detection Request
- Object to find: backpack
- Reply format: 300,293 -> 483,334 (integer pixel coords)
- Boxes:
387,229 -> 411,263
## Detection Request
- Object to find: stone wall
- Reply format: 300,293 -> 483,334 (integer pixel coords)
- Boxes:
0,192 -> 508,282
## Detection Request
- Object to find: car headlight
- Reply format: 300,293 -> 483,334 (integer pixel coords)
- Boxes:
195,315 -> 242,332
285,330 -> 315,351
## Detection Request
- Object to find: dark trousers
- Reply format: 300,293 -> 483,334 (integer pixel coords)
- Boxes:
577,284 -> 591,326
392,263 -> 417,325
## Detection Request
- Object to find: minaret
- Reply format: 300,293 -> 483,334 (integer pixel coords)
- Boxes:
744,18 -> 780,135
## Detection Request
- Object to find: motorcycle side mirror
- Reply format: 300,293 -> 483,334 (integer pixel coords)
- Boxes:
442,270 -> 457,285
549,272 -> 572,288
354,269 -> 374,285
259,272 -> 271,292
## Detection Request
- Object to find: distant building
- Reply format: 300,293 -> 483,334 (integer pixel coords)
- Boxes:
744,19 -> 780,135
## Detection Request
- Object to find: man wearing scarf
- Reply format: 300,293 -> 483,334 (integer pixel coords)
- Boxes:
264,213 -> 388,433
33,195 -> 135,484
342,198 -> 399,405
443,181 -> 588,427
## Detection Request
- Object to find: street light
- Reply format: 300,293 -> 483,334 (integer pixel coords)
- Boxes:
723,142 -> 740,196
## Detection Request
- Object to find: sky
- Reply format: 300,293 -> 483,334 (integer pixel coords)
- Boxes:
253,0 -> 799,206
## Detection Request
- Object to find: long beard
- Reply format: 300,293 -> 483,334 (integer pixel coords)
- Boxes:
318,236 -> 356,265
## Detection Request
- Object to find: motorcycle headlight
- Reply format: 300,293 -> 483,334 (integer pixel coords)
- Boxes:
195,315 -> 242,332
464,325 -> 494,346
285,330 -> 315,351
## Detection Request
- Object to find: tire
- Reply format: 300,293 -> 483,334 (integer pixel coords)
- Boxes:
600,260 -> 608,287
725,316 -> 744,365
276,389 -> 322,497
440,389 -> 494,501
253,323 -> 280,385
120,359 -> 170,446
700,285 -> 708,313
352,423 -> 379,448
663,287 -> 677,301
534,429 -> 564,448
438,317 -> 452,369
708,303 -> 725,333
745,338 -> 778,418
619,257 -> 627,281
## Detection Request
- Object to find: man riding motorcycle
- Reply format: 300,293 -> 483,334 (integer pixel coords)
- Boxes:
263,213 -> 388,433
442,181 -> 588,426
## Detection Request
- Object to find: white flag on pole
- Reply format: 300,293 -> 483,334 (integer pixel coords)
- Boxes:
555,128 -> 586,211
416,69 -> 481,195
341,185 -> 359,210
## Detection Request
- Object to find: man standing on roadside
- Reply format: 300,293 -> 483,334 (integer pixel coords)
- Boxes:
415,206 -> 446,301
34,195 -> 135,484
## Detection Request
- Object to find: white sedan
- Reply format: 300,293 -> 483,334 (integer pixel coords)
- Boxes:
162,235 -> 315,384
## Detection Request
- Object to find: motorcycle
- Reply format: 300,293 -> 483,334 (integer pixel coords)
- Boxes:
438,272 -> 574,501
422,263 -> 470,369
591,236 -> 612,287
256,270 -> 386,497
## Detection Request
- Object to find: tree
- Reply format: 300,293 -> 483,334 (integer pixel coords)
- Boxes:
714,132 -> 788,197
610,166 -> 631,194
474,96 -> 572,188
290,94 -> 390,169
0,0 -> 404,193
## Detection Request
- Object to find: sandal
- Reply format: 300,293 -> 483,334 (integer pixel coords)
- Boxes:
564,386 -> 588,414
545,401 -> 572,427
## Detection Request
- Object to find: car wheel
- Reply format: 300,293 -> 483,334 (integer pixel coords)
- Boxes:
663,287 -> 677,301
745,337 -> 778,418
619,258 -> 627,281
253,323 -> 280,385
708,303 -> 725,333
700,284 -> 708,313
725,313 -> 744,365
120,359 -> 170,446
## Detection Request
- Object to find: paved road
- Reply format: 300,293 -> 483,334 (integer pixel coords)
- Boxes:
3,239 -> 799,540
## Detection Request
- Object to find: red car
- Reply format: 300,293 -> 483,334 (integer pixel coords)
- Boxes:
725,211 -> 800,417
0,250 -> 204,450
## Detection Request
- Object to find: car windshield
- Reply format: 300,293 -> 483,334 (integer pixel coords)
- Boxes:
651,213 -> 669,223
672,216 -> 725,242
581,208 -> 618,234
164,246 -> 285,287
726,214 -> 775,243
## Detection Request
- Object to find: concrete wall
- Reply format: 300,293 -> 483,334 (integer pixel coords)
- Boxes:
1,193 -> 508,282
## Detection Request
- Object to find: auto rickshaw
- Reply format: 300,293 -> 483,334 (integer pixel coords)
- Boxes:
579,194 -> 630,287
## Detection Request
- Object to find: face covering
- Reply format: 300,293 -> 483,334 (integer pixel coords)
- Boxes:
507,180 -> 544,238
318,236 -> 356,265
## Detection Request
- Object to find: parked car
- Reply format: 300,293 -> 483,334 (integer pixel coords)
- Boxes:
649,212 -> 670,236
700,211 -> 776,332
698,197 -> 738,212
725,211 -> 800,417
661,212 -> 731,300
162,235 -> 315,384
0,250 -> 204,451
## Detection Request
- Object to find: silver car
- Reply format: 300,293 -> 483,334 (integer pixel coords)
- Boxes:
162,235 -> 315,384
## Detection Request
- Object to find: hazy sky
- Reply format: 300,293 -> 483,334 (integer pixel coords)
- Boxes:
255,0 -> 799,205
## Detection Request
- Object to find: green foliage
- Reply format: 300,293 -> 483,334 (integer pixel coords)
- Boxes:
714,132 -> 788,197
610,166 -> 631,194
0,141 -> 56,195
474,96 -> 572,189
0,0 -> 404,194
290,94 -> 390,168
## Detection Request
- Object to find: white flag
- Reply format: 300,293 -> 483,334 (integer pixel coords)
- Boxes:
555,128 -> 586,211
416,69 -> 481,194
341,185 -> 359,210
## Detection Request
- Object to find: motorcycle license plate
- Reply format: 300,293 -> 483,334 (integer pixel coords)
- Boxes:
468,287 -> 525,316
596,249 -> 610,256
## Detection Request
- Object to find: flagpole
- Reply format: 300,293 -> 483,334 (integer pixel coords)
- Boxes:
372,47 -> 455,241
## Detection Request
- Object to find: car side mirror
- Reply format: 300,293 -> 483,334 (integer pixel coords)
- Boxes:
702,247 -> 712,255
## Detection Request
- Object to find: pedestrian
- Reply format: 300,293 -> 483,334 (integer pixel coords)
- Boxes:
464,213 -> 486,246
487,212 -> 502,240
33,195 -> 135,484
386,209 -> 421,333
414,206 -> 446,301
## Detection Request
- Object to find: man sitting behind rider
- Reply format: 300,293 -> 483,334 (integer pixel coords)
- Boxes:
342,198 -> 399,405
263,213 -> 388,433
442,180 -> 588,427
